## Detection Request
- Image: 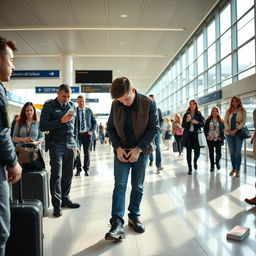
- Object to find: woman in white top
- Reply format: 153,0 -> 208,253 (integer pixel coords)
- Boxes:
224,96 -> 247,177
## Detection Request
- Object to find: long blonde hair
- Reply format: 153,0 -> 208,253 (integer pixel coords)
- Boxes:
174,113 -> 182,125
226,96 -> 246,116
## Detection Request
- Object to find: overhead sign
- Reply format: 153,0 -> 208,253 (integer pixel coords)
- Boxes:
81,85 -> 111,93
35,86 -> 80,94
70,98 -> 99,103
86,98 -> 99,103
12,70 -> 60,78
76,70 -> 112,84
94,113 -> 109,116
34,104 -> 43,109
198,90 -> 222,105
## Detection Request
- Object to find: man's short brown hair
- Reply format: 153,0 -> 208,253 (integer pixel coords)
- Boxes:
110,77 -> 131,99
0,36 -> 17,57
58,84 -> 71,93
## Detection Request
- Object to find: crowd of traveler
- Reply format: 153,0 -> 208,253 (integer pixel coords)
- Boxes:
0,35 -> 255,255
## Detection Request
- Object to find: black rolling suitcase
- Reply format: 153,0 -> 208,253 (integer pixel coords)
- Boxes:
5,178 -> 44,256
12,170 -> 50,215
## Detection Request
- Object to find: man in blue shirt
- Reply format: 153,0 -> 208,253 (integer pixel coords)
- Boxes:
0,36 -> 22,256
75,95 -> 96,176
40,84 -> 80,217
105,77 -> 159,241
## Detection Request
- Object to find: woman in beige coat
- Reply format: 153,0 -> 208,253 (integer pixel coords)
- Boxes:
224,96 -> 247,177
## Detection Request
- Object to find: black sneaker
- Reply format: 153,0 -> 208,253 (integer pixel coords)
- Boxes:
149,161 -> 153,167
128,218 -> 145,233
216,162 -> 221,169
105,218 -> 125,240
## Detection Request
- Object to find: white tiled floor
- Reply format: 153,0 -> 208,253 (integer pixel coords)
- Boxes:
43,144 -> 256,256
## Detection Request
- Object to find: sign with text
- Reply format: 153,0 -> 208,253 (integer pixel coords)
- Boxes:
76,70 -> 112,84
12,70 -> 60,78
198,90 -> 222,105
94,113 -> 109,117
70,98 -> 99,103
35,86 -> 80,94
81,85 -> 111,93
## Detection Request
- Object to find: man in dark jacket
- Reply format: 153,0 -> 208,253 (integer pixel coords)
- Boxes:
40,84 -> 80,217
148,94 -> 164,172
105,77 -> 159,241
75,95 -> 96,176
0,36 -> 22,256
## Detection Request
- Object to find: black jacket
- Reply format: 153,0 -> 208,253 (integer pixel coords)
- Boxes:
39,98 -> 77,142
204,118 -> 225,145
0,83 -> 17,181
181,111 -> 205,147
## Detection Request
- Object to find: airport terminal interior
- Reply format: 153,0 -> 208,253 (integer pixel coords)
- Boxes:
0,0 -> 256,255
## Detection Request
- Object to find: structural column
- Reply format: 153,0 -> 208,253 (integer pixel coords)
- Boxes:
62,55 -> 73,86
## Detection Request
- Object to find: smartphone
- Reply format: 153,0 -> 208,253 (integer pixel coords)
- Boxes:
67,110 -> 76,116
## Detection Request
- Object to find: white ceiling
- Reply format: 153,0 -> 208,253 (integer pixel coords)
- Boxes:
0,0 -> 218,94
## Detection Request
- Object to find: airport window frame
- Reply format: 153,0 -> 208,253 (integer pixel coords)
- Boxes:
147,0 -> 255,114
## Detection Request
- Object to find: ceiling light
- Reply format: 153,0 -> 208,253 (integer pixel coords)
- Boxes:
120,14 -> 128,18
0,26 -> 185,32
119,42 -> 125,45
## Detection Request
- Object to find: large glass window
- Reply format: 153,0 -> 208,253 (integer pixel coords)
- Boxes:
207,21 -> 215,46
237,9 -> 255,47
188,63 -> 194,81
208,66 -> 216,88
220,55 -> 232,83
197,33 -> 204,56
188,44 -> 194,65
238,39 -> 255,74
237,0 -> 254,20
198,75 -> 204,97
197,55 -> 204,75
220,4 -> 231,35
220,29 -> 231,59
148,1 -> 255,114
208,43 -> 216,67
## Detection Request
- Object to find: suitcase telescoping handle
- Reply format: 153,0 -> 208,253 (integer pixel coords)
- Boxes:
17,177 -> 24,204
10,176 -> 24,204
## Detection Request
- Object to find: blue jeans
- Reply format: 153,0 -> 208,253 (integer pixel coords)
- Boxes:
0,179 -> 10,256
149,132 -> 162,167
111,154 -> 149,222
226,134 -> 243,171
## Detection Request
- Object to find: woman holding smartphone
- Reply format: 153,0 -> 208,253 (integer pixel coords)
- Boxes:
182,100 -> 205,175
12,102 -> 44,170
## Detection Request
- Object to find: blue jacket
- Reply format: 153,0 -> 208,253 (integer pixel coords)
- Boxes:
0,83 -> 17,181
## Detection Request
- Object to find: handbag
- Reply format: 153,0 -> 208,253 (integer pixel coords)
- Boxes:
176,129 -> 183,136
197,130 -> 207,148
237,126 -> 251,139
15,144 -> 45,171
